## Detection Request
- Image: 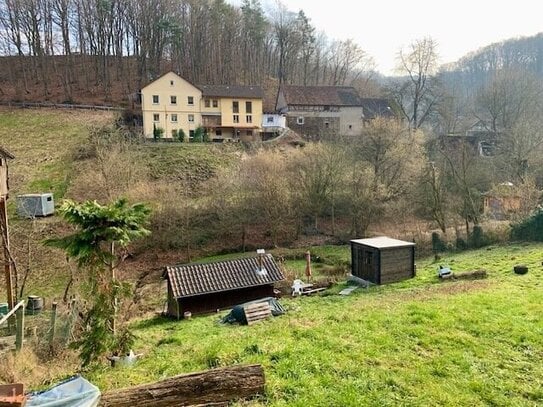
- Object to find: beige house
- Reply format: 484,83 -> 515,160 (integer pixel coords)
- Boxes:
276,85 -> 394,140
141,72 -> 263,141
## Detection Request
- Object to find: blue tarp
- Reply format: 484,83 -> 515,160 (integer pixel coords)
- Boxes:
26,376 -> 100,407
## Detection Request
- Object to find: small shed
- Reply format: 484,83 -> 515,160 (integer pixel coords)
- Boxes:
164,253 -> 284,318
0,146 -> 15,199
350,237 -> 415,285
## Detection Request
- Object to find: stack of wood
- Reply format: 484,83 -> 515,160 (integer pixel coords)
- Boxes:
0,384 -> 26,407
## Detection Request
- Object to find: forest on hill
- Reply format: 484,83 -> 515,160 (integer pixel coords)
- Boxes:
0,0 -> 376,105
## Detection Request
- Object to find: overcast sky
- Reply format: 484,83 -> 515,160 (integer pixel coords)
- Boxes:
230,0 -> 542,75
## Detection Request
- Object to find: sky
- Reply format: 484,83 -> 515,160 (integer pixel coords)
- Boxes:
230,0 -> 543,76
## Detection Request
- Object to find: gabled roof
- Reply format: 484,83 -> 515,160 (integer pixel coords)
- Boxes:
361,98 -> 395,119
165,254 -> 284,298
199,84 -> 263,99
0,146 -> 15,159
351,236 -> 415,249
281,85 -> 362,107
141,71 -> 200,91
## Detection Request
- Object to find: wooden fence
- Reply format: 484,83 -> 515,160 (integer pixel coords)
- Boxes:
0,300 -> 25,351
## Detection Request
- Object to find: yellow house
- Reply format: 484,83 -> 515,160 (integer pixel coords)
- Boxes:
141,72 -> 263,142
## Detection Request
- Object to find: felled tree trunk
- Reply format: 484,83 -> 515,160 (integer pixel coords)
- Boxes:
99,364 -> 265,407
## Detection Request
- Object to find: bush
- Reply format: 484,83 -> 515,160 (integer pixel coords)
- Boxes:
431,232 -> 447,253
511,207 -> 543,241
455,237 -> 467,250
192,126 -> 204,143
203,131 -> 210,143
153,124 -> 164,141
468,225 -> 488,248
177,129 -> 186,143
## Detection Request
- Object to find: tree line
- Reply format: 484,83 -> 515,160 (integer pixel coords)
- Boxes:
0,0 -> 375,103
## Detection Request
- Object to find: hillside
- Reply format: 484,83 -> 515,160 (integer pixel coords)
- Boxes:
0,107 -> 243,301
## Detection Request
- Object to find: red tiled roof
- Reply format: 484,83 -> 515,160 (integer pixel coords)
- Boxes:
165,254 -> 284,298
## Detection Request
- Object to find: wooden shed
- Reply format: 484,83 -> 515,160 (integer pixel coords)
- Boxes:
164,253 -> 284,319
351,237 -> 415,285
0,146 -> 15,199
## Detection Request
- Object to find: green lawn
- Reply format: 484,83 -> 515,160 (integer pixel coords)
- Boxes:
89,243 -> 543,406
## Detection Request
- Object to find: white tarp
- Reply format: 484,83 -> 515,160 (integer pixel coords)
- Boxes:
26,376 -> 100,407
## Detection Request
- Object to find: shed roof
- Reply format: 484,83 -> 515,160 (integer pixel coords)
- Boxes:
281,85 -> 362,106
351,236 -> 415,249
165,254 -> 284,298
0,146 -> 15,159
199,84 -> 263,99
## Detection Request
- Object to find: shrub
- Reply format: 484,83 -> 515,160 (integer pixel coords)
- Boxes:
177,129 -> 186,143
455,237 -> 467,250
192,126 -> 204,143
431,232 -> 447,253
153,124 -> 164,141
468,225 -> 488,248
511,207 -> 543,241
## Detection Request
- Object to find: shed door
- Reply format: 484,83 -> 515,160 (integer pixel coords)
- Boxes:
357,248 -> 377,283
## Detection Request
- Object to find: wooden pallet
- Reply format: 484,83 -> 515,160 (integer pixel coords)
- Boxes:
244,303 -> 271,325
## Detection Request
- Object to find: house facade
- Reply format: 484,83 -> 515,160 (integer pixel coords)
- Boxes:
276,85 -> 395,140
141,72 -> 263,141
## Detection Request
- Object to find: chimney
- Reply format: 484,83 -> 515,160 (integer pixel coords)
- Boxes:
256,249 -> 267,276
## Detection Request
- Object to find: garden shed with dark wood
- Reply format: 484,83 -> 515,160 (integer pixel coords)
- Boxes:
351,237 -> 415,285
164,253 -> 284,318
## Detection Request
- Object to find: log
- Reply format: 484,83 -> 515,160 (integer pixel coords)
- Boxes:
99,364 -> 265,407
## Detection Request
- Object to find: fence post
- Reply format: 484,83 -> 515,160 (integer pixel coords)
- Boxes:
49,302 -> 58,347
15,304 -> 24,352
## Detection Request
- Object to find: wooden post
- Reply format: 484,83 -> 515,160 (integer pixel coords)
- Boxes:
49,302 -> 58,347
15,303 -> 24,352
0,198 -> 14,311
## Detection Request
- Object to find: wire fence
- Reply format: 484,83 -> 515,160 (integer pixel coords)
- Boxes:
0,301 -> 78,353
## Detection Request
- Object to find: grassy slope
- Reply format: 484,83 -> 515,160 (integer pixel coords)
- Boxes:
89,243 -> 543,406
0,108 -> 240,300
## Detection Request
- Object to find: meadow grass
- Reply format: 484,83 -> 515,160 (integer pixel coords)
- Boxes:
88,243 -> 543,406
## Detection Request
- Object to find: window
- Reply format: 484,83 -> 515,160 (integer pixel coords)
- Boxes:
245,101 -> 252,113
232,101 -> 239,113
212,99 -> 218,108
171,114 -> 178,122
215,129 -> 222,136
170,80 -> 174,86
348,124 -> 353,130
297,116 -> 304,125
324,121 -> 330,128
171,130 -> 177,137
187,96 -> 194,105
233,115 -> 239,123
188,114 -> 194,122
246,115 -> 252,123
152,95 -> 159,104
189,130 -> 195,139
153,113 -> 159,122
267,116 -> 274,123
246,130 -> 252,136
204,98 -> 210,108
170,95 -> 177,105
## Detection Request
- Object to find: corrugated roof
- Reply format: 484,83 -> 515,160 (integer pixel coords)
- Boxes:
282,85 -> 362,106
199,84 -> 263,99
351,236 -> 415,249
0,146 -> 15,159
165,254 -> 284,298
